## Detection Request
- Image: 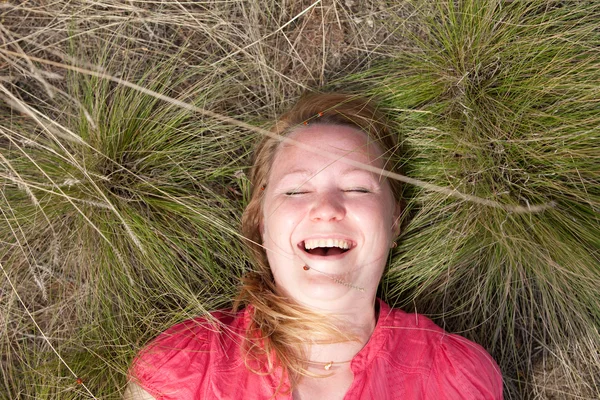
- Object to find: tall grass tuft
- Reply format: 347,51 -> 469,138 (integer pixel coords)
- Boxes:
0,46 -> 256,396
342,1 -> 600,398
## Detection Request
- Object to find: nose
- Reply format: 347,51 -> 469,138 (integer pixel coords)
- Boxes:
309,191 -> 346,222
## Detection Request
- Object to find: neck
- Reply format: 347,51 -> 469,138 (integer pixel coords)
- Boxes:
304,298 -> 379,367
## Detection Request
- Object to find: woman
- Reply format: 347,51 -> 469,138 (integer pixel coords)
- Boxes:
125,93 -> 503,399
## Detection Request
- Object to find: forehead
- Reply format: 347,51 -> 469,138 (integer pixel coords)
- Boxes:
272,124 -> 385,169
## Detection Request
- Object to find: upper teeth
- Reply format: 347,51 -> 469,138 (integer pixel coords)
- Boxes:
304,239 -> 350,250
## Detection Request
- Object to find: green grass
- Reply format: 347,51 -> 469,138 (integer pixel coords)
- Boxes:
1,1 -> 599,399
0,49 -> 255,397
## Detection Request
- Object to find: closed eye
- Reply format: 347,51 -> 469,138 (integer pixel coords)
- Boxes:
285,191 -> 308,196
344,188 -> 370,193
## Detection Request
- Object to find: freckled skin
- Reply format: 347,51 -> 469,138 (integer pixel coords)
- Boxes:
261,124 -> 399,312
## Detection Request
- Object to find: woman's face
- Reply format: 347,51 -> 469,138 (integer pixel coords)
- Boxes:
261,124 -> 399,307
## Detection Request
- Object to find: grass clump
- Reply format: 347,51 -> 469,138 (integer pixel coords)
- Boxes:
0,49 -> 254,396
343,1 -> 600,398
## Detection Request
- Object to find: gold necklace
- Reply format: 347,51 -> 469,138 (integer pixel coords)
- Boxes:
307,358 -> 353,371
302,296 -> 380,371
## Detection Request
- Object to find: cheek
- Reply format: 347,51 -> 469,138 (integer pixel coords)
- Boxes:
262,198 -> 303,239
352,197 -> 394,223
351,200 -> 396,246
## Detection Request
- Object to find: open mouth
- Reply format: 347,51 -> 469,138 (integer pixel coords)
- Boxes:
299,238 -> 353,257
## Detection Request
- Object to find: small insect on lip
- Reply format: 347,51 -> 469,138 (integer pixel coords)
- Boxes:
303,265 -> 310,271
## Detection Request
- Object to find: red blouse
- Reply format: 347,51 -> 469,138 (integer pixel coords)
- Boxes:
131,299 -> 502,399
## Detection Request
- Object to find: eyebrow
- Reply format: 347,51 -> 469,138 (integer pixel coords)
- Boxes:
278,169 -> 313,178
277,168 -> 380,182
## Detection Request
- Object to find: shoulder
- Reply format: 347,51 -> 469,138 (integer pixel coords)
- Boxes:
380,304 -> 503,399
129,309 -> 248,400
